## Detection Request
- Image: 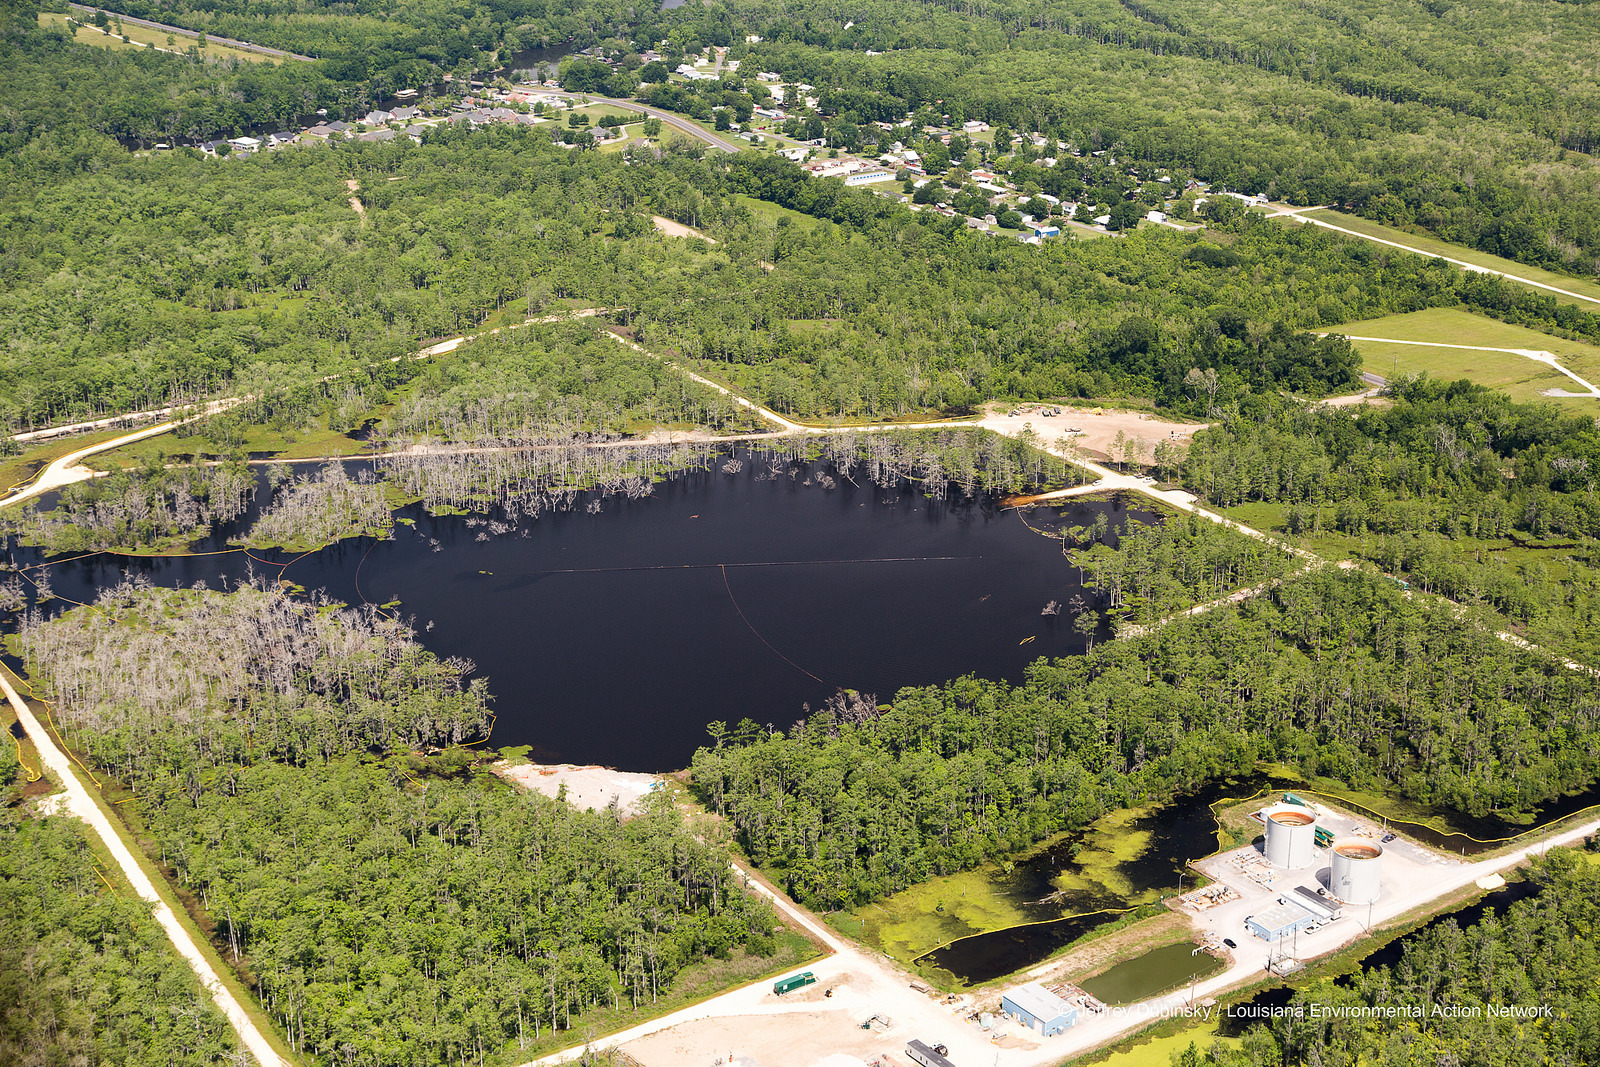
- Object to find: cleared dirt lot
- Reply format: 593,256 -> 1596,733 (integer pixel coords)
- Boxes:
979,403 -> 1209,463
626,1010 -> 886,1067
653,215 -> 717,243
493,761 -> 661,814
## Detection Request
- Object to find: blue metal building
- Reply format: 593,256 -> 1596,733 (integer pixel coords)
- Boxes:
1001,982 -> 1078,1036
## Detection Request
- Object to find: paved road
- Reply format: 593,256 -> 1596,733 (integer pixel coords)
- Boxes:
534,89 -> 743,153
67,3 -> 313,60
0,670 -> 288,1066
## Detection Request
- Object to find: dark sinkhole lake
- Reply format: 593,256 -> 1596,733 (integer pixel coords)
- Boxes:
16,452 -> 1151,772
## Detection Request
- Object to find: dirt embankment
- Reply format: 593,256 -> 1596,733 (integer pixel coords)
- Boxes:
494,760 -> 661,814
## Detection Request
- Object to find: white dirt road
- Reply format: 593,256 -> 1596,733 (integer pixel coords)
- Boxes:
1271,205 -> 1600,309
0,398 -> 247,510
530,804 -> 1600,1067
0,670 -> 288,1066
19,322 -> 1600,1067
652,216 -> 717,243
977,404 -> 1207,462
1325,333 -> 1600,398
494,761 -> 662,814
0,309 -> 613,509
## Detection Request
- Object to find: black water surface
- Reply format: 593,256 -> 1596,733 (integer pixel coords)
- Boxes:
918,775 -> 1266,986
499,40 -> 581,76
10,453 -> 1147,772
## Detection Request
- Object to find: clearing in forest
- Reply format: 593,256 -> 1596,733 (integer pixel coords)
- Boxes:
1331,308 -> 1600,404
37,11 -> 271,63
651,216 -> 716,242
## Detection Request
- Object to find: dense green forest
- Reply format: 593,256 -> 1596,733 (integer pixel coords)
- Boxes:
9,0 -> 1600,285
1182,377 -> 1600,661
13,110 -> 1600,430
692,567 -> 1600,908
10,0 -> 1600,1058
15,581 -> 780,1065
141,756 -> 776,1065
0,810 -> 238,1066
1212,847 -> 1600,1066
1067,511 -> 1299,627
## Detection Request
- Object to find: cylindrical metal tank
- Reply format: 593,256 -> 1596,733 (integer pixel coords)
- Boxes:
1329,839 -> 1382,904
1263,807 -> 1317,869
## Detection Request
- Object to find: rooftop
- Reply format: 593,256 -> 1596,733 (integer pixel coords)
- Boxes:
1003,982 -> 1074,1020
1252,901 -> 1314,932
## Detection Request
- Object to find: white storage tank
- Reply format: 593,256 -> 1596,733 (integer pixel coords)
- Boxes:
1263,807 -> 1318,869
1329,838 -> 1382,904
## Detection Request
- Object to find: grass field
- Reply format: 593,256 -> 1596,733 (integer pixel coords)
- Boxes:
1298,209 -> 1600,308
1331,307 -> 1600,405
568,102 -> 644,124
1063,219 -> 1114,240
0,428 -> 131,497
39,11 -> 272,63
735,193 -> 818,228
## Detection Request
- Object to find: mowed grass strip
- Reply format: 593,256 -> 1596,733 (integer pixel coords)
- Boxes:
1333,307 -> 1600,404
39,11 -> 272,63
1356,342 -> 1572,403
1301,209 -> 1600,307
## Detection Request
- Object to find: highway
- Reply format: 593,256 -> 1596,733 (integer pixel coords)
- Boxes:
532,88 -> 744,153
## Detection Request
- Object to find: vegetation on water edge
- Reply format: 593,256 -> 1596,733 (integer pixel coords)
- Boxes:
17,579 -> 492,786
692,567 -> 1600,909
3,460 -> 254,554
1066,511 -> 1300,628
14,582 -> 782,1066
